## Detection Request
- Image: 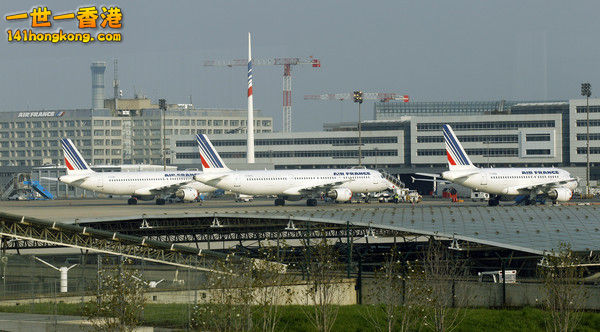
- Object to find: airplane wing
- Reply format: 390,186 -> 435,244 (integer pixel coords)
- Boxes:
507,178 -> 578,192
411,176 -> 451,184
40,177 -> 59,182
139,180 -> 197,195
282,179 -> 353,196
415,172 -> 441,178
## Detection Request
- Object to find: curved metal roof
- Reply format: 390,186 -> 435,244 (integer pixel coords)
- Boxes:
162,205 -> 600,255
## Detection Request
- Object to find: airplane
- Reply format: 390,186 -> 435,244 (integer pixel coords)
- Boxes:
192,134 -> 395,206
425,124 -> 578,206
57,138 -> 217,205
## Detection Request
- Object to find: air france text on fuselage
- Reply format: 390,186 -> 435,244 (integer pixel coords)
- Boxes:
164,173 -> 198,178
521,170 -> 559,175
333,171 -> 371,176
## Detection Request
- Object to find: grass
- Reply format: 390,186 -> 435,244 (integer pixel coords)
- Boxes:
0,302 -> 599,331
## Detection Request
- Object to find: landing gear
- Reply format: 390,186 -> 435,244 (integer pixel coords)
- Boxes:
156,198 -> 166,205
488,196 -> 500,206
306,198 -> 318,206
127,197 -> 138,205
274,198 -> 285,206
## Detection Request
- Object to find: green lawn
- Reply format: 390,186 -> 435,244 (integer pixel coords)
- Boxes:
0,303 -> 599,331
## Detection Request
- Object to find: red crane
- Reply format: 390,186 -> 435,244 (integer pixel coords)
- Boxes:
204,57 -> 321,132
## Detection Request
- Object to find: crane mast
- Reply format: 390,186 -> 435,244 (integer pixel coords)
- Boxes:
204,55 -> 320,132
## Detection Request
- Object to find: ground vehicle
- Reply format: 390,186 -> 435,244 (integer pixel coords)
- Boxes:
235,194 -> 254,202
471,191 -> 490,202
478,270 -> 517,283
377,188 -> 421,203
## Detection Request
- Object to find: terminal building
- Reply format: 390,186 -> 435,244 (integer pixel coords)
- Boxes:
0,104 -> 272,168
171,99 -> 600,186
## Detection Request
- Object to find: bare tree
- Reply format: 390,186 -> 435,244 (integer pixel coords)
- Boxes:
192,257 -> 254,332
192,248 -> 295,332
253,241 -> 296,332
83,258 -> 146,332
302,235 -> 342,332
363,248 -> 422,332
539,242 -> 588,332
416,240 -> 467,332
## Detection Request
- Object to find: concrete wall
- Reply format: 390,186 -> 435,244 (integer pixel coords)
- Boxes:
0,280 -> 357,307
363,279 -> 600,309
3,279 -> 599,310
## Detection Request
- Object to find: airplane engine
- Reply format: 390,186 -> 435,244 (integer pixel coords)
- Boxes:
548,187 -> 573,202
175,188 -> 198,202
327,188 -> 353,202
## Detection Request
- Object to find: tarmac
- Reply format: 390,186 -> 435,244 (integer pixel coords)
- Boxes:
0,197 -> 491,223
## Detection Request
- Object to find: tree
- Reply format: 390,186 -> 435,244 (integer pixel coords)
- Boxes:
191,247 -> 295,332
539,242 -> 588,332
83,258 -> 146,332
363,248 -> 423,332
191,258 -> 254,332
417,240 -> 468,332
252,241 -> 296,332
302,236 -> 342,332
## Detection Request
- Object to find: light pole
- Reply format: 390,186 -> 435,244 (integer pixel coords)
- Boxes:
353,91 -> 363,166
581,83 -> 591,196
159,98 -> 167,171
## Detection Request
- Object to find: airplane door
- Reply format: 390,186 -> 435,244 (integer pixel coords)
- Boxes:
233,174 -> 242,189
480,173 -> 487,186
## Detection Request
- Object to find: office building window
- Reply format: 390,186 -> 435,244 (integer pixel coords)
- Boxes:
576,120 -> 600,127
577,147 -> 600,154
576,106 -> 600,113
417,121 -> 555,132
526,134 -> 551,141
526,149 -> 551,155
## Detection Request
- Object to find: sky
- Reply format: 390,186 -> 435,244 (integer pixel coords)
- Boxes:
2,1 -> 600,131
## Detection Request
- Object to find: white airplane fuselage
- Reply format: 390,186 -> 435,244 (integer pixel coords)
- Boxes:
199,169 -> 391,197
442,168 -> 577,196
60,171 -> 214,198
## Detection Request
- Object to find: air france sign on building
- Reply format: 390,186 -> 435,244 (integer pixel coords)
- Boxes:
17,111 -> 65,118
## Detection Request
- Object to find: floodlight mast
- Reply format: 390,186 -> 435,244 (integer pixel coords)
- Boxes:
353,91 -> 364,166
581,83 -> 591,196
304,92 -> 409,167
159,98 -> 167,171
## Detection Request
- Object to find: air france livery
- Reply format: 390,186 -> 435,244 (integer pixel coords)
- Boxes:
58,138 -> 216,205
440,124 -> 577,206
193,134 -> 395,206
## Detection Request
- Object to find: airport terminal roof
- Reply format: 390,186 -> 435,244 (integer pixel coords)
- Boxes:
251,204 -> 600,255
1,200 -> 598,256
78,205 -> 600,255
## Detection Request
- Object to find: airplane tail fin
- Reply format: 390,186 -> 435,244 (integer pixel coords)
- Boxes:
195,134 -> 230,172
60,139 -> 94,175
442,124 -> 477,171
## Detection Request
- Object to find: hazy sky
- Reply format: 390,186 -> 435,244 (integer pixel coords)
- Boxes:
2,1 -> 600,131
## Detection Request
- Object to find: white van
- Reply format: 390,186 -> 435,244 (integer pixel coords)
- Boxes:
478,270 -> 517,283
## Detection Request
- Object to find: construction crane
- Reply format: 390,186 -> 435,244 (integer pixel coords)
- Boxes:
305,92 -> 409,122
204,57 -> 321,133
304,92 -> 409,102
